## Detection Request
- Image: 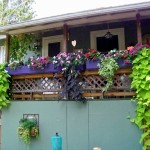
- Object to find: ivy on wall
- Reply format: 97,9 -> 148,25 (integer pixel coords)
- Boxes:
130,47 -> 150,150
0,64 -> 10,109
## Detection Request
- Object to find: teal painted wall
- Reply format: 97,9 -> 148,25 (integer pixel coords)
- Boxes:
2,100 -> 142,150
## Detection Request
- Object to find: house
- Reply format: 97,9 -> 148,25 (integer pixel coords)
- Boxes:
0,2 -> 150,150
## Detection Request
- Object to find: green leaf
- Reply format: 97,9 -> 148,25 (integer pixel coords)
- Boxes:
140,132 -> 149,143
145,111 -> 150,117
145,139 -> 150,146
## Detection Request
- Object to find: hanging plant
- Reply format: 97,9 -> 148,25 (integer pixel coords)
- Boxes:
18,118 -> 39,150
130,47 -> 150,150
0,63 -> 10,109
98,56 -> 119,92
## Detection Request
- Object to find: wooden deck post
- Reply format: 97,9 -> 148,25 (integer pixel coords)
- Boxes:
136,13 -> 142,43
63,24 -> 68,52
5,34 -> 10,63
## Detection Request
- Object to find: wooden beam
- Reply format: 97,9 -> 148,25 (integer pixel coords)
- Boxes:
12,73 -> 62,79
5,34 -> 10,62
81,68 -> 132,76
12,91 -> 135,100
62,24 -> 68,52
136,13 -> 142,43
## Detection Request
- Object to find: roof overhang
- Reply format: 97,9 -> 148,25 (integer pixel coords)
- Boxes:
0,1 -> 150,34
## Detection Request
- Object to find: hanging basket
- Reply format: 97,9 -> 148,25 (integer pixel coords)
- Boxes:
30,127 -> 39,137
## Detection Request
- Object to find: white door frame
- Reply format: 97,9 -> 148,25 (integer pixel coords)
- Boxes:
42,35 -> 63,56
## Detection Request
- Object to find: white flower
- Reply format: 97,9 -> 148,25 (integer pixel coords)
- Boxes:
62,68 -> 66,71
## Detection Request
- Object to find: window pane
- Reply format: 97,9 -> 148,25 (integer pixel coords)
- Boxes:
48,42 -> 60,57
0,46 -> 5,64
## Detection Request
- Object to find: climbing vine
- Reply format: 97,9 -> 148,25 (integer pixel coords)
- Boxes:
0,63 -> 10,109
130,47 -> 150,150
10,33 -> 36,62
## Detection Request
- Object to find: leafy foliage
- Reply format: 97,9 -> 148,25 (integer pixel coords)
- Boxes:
130,47 -> 150,150
61,67 -> 86,102
85,49 -> 101,60
10,33 -> 36,63
0,63 -> 10,109
18,118 -> 39,150
52,51 -> 86,72
98,57 -> 119,92
0,0 -> 35,25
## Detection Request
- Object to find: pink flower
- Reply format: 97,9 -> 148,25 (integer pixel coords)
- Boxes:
124,60 -> 130,64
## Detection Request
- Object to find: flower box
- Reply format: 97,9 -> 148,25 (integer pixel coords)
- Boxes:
75,64 -> 86,71
86,60 -> 99,70
116,58 -> 132,68
6,64 -> 61,75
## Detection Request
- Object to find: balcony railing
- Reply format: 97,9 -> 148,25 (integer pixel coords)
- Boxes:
11,68 -> 135,100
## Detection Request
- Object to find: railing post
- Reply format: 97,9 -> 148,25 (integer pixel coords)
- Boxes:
5,33 -> 10,63
62,24 -> 68,52
136,13 -> 142,43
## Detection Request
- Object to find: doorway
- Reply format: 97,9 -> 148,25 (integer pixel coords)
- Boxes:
42,35 -> 63,57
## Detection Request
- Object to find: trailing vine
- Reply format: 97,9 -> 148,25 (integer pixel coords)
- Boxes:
98,57 -> 119,92
0,63 -> 10,109
130,47 -> 150,150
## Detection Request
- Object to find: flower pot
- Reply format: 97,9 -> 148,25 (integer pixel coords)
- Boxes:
49,64 -> 62,73
5,64 -> 61,75
86,60 -> 99,70
30,127 -> 38,137
116,58 -> 132,68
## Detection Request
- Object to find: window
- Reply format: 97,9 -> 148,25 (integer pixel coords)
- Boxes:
42,35 -> 63,57
90,28 -> 125,53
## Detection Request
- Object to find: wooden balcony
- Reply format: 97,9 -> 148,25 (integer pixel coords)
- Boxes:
10,68 -> 135,100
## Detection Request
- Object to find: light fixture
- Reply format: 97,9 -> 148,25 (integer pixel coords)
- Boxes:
104,23 -> 113,39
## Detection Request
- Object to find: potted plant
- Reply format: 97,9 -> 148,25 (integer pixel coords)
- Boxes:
98,56 -> 119,92
85,49 -> 101,70
18,118 -> 39,150
27,56 -> 61,73
106,49 -> 131,68
52,50 -> 86,72
108,43 -> 143,68
6,56 -> 61,75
